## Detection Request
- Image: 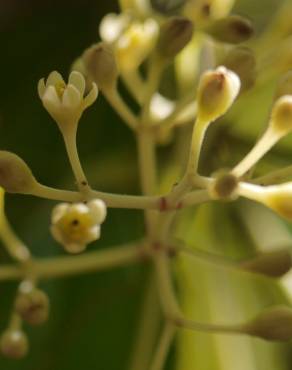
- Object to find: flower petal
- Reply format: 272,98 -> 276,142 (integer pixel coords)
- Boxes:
37,78 -> 46,99
62,84 -> 81,109
88,199 -> 107,224
69,71 -> 86,96
82,83 -> 98,110
99,13 -> 130,43
51,203 -> 69,224
42,86 -> 61,113
46,71 -> 65,87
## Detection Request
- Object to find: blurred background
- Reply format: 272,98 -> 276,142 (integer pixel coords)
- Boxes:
0,1 -> 290,370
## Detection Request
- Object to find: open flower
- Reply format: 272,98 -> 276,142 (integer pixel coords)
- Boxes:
100,14 -> 159,71
50,199 -> 107,254
38,71 -> 98,129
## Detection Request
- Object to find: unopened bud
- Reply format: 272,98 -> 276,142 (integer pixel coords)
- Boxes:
245,306 -> 292,341
274,71 -> 292,100
0,151 -> 37,194
209,171 -> 238,200
270,95 -> 292,135
0,329 -> 28,359
205,15 -> 253,44
83,43 -> 118,90
262,182 -> 292,221
241,250 -> 292,278
197,66 -> 240,122
222,47 -> 256,92
158,16 -> 194,59
15,284 -> 49,325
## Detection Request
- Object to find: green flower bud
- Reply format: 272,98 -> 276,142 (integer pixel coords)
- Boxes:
205,15 -> 253,44
270,95 -> 292,135
245,306 -> 292,341
15,284 -> 50,325
241,250 -> 292,278
83,43 -> 119,90
157,16 -> 194,59
0,151 -> 37,194
0,329 -> 28,359
197,66 -> 240,122
221,47 -> 256,92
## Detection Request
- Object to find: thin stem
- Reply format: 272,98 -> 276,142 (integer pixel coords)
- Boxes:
153,251 -> 181,318
0,190 -> 30,262
149,323 -> 176,370
186,118 -> 208,175
122,70 -> 145,105
0,243 -> 143,281
232,128 -> 280,178
129,272 -> 161,370
237,182 -> 266,203
103,88 -> 138,130
252,165 -> 292,185
177,317 -> 245,336
62,126 -> 91,195
180,189 -> 210,208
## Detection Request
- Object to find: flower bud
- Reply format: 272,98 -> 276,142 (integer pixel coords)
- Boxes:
82,43 -> 119,90
0,151 -> 37,194
245,306 -> 292,341
208,170 -> 238,200
270,95 -> 292,135
157,16 -> 194,59
197,66 -> 240,122
150,0 -> 186,15
0,329 -> 28,359
205,15 -> 253,44
15,283 -> 50,326
222,47 -> 256,92
261,182 -> 292,221
241,250 -> 292,278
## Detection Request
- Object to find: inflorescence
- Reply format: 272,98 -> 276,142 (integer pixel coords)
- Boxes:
1,0 -> 292,369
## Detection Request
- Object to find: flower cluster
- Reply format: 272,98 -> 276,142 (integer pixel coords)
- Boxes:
1,0 -> 292,368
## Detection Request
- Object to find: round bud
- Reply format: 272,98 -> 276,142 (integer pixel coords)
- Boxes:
157,16 -> 194,59
205,15 -> 253,44
270,95 -> 292,134
82,43 -> 118,90
209,170 -> 238,200
0,329 -> 28,359
222,47 -> 256,92
241,250 -> 292,278
0,151 -> 37,194
197,66 -> 240,122
245,306 -> 292,341
15,288 -> 50,326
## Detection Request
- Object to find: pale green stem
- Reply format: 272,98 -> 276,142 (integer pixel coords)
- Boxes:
177,317 -> 245,336
252,164 -> 292,185
232,128 -> 281,178
180,189 -> 210,208
103,87 -> 138,130
62,125 -> 91,196
0,243 -> 142,281
149,323 -> 176,370
153,251 -> 181,318
0,216 -> 30,263
129,272 -> 161,370
122,70 -> 145,105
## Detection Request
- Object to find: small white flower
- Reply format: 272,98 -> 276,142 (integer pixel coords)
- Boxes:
50,199 -> 107,254
38,71 -> 98,129
100,14 -> 159,71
